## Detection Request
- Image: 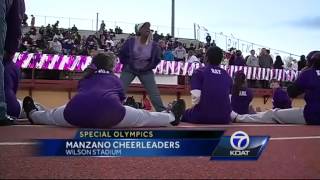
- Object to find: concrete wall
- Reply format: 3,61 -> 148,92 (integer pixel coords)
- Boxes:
17,90 -> 305,111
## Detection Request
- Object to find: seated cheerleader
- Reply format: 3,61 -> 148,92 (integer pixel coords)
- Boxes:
181,46 -> 233,124
23,53 -> 186,128
3,55 -> 45,122
231,71 -> 254,115
270,79 -> 292,109
231,51 -> 320,125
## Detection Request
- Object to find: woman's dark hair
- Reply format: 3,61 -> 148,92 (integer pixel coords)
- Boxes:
205,46 -> 223,65
232,71 -> 247,95
306,50 -> 320,67
236,50 -> 242,56
300,55 -> 306,61
274,55 -> 284,69
311,52 -> 320,69
82,53 -> 116,79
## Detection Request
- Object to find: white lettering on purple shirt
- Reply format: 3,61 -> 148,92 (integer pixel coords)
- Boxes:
239,91 -> 247,96
211,68 -> 221,74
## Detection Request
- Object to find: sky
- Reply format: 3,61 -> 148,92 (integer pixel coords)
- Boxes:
25,0 -> 320,57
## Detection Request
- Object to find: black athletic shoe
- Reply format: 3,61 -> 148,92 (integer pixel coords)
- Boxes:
0,115 -> 15,126
23,96 -> 38,124
170,99 -> 186,126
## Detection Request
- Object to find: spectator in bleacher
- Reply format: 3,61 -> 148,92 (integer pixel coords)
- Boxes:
31,14 -> 35,27
39,25 -> 45,35
187,50 -> 200,64
100,20 -> 106,32
153,31 -> 161,42
163,46 -> 174,61
105,36 -> 114,47
52,21 -> 59,34
173,43 -> 186,62
159,33 -> 164,40
0,0 -> 25,125
273,55 -> 284,69
198,43 -> 205,53
71,24 -> 78,33
165,33 -> 172,41
119,22 -> 166,112
22,13 -> 28,26
206,33 -> 211,45
246,50 -> 259,67
233,50 -> 246,66
53,21 -> 59,28
286,57 -> 298,70
62,38 -> 74,55
158,40 -> 166,59
114,38 -> 125,54
211,40 -> 216,47
259,48 -> 273,68
45,24 -> 54,38
259,48 -> 273,88
53,31 -> 63,41
266,49 -> 274,61
109,29 -> 116,38
291,59 -> 298,70
115,26 -> 123,34
188,43 -> 195,52
298,55 -> 307,71
50,38 -> 62,54
228,49 -> 236,65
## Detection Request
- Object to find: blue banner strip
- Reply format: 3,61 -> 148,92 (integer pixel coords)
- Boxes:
38,139 -> 220,157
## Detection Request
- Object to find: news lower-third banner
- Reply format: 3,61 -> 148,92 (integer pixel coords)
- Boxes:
36,130 -> 269,160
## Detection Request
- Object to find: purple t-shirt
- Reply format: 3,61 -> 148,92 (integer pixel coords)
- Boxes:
231,88 -> 253,115
4,61 -> 20,118
132,38 -> 153,70
272,88 -> 292,109
295,68 -> 320,125
63,72 -> 126,128
182,65 -> 233,124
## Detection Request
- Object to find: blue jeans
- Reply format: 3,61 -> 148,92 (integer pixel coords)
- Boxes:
0,0 -> 8,119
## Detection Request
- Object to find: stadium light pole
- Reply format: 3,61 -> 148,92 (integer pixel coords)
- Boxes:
96,13 -> 99,32
171,0 -> 175,38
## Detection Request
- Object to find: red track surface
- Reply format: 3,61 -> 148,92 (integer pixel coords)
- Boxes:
0,123 -> 320,179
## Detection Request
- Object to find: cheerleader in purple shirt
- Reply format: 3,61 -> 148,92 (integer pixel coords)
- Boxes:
270,79 -> 292,109
231,71 -> 253,115
181,46 -> 233,124
23,53 -> 185,128
232,51 -> 320,125
3,57 -> 45,120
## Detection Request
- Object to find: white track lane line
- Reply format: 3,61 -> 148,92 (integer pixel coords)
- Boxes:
270,136 -> 320,140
